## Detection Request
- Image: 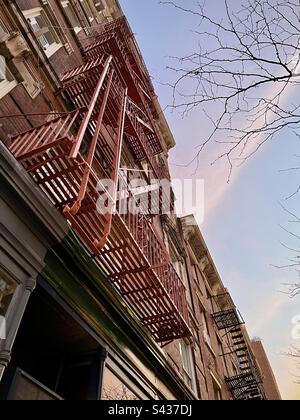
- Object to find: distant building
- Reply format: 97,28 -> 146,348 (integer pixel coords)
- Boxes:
0,0 -> 274,400
251,339 -> 282,400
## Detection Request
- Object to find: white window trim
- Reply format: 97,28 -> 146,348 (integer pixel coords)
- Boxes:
44,42 -> 62,58
211,371 -> 222,399
14,58 -> 41,99
23,7 -> 63,58
179,340 -> 198,395
23,7 -> 43,19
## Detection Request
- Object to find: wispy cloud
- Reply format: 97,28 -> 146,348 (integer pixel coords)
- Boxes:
250,292 -> 290,335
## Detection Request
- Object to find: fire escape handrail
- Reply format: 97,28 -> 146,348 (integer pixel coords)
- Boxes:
82,21 -> 165,157
68,55 -> 113,160
5,18 -> 192,343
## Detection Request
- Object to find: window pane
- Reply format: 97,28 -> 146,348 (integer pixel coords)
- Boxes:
43,30 -> 55,45
28,15 -> 55,50
0,277 -> 17,317
102,368 -> 139,400
28,16 -> 42,32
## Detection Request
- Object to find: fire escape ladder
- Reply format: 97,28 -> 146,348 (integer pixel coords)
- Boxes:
64,56 -> 114,214
9,55 -> 128,256
211,293 -> 265,400
97,174 -> 191,342
227,325 -> 265,400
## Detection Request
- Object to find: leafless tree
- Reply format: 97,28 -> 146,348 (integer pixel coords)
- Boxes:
102,383 -> 139,400
160,0 -> 300,175
159,0 -> 300,378
271,205 -> 300,297
283,347 -> 300,383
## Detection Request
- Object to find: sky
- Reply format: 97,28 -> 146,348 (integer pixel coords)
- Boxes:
120,0 -> 300,400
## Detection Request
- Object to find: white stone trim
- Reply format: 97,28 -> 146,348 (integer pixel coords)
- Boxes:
0,80 -> 17,100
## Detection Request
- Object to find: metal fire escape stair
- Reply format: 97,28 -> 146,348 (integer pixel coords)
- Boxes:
211,294 -> 266,400
82,17 -> 166,158
7,50 -> 191,342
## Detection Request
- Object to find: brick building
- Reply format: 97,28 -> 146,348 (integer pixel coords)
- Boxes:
0,0 -> 271,400
251,339 -> 282,400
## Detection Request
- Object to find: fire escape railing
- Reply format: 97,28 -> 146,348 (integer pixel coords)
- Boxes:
99,173 -> 190,341
60,54 -> 171,215
10,55 -> 126,252
211,293 -> 266,400
7,53 -> 191,343
82,16 -> 166,157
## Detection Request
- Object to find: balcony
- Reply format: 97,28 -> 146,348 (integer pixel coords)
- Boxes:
211,292 -> 244,330
212,309 -> 243,330
226,372 -> 265,400
7,56 -> 191,343
83,17 -> 154,97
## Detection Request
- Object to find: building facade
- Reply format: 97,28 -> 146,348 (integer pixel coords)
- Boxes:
251,339 -> 282,400
0,0 -> 270,400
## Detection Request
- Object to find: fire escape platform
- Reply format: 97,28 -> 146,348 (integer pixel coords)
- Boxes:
7,54 -> 191,343
212,308 -> 243,330
226,373 -> 264,400
98,211 -> 191,342
82,17 -> 164,157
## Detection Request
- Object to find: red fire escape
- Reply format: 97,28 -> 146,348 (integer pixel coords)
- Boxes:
7,18 -> 191,343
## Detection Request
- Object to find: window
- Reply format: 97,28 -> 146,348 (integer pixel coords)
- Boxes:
61,1 -> 82,33
217,338 -> 228,375
13,58 -> 41,99
232,362 -> 238,377
81,0 -> 94,21
0,276 -> 17,318
0,57 -> 17,99
212,377 -> 222,400
0,18 -> 9,41
24,8 -> 62,57
93,0 -> 105,12
173,259 -> 192,307
200,310 -> 212,347
179,340 -> 197,394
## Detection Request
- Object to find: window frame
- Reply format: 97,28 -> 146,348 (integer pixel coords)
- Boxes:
179,340 -> 198,394
93,0 -> 105,13
23,7 -> 63,58
61,0 -> 82,34
80,0 -> 95,22
0,60 -> 17,100
211,374 -> 222,401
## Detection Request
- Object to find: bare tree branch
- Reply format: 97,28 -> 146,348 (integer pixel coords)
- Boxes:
160,0 -> 300,175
